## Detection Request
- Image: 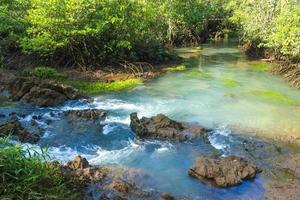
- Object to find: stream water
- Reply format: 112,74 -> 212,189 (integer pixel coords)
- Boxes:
1,41 -> 300,200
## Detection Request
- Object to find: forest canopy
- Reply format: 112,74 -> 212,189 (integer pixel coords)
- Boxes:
0,0 -> 299,67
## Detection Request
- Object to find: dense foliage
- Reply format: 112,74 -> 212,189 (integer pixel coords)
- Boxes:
228,0 -> 300,59
0,0 -> 230,67
1,0 -> 299,67
0,138 -> 79,200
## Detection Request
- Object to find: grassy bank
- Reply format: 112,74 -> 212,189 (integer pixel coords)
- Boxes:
0,138 -> 80,200
65,79 -> 142,95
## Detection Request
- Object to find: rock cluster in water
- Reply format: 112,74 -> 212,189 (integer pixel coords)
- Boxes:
130,112 -> 210,141
61,156 -> 185,200
62,109 -> 107,122
9,77 -> 81,107
188,156 -> 262,188
0,120 -> 40,143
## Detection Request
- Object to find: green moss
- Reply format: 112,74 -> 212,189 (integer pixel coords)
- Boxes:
164,65 -> 187,72
249,61 -> 272,72
221,79 -> 240,88
247,89 -> 297,105
65,79 -> 142,95
185,69 -> 213,79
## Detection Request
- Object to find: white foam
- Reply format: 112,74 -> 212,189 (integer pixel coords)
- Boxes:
102,124 -> 117,135
208,125 -> 231,151
88,140 -> 144,165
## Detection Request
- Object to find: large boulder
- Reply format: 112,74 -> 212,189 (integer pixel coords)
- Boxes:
62,109 -> 107,122
130,112 -> 210,141
0,120 -> 40,143
9,78 -> 81,107
188,156 -> 261,188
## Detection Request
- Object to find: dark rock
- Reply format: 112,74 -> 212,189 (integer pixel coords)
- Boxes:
9,112 -> 17,116
32,115 -> 42,120
63,156 -> 185,200
66,155 -> 90,170
8,77 -> 81,107
0,120 -> 40,143
63,109 -> 107,122
62,155 -> 107,182
130,112 -> 210,141
188,156 -> 262,188
0,114 -> 5,118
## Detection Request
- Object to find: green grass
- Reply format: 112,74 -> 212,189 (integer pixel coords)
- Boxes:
0,138 -> 80,200
249,61 -> 272,72
247,89 -> 297,105
221,79 -> 240,88
65,79 -> 142,95
164,65 -> 187,72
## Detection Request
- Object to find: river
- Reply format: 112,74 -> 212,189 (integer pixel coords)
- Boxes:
1,41 -> 300,199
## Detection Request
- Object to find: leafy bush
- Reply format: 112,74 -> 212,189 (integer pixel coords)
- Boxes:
267,3 -> 300,59
0,138 -> 79,200
228,0 -> 300,59
29,67 -> 66,79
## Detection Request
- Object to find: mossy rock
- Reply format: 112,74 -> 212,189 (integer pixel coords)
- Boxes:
247,89 -> 297,105
164,65 -> 187,72
248,61 -> 272,72
64,79 -> 142,95
221,79 -> 240,88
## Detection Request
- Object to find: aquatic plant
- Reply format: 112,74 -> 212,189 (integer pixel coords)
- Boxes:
0,138 -> 80,199
185,69 -> 213,79
247,89 -> 297,105
164,65 -> 187,72
66,79 -> 142,95
249,62 -> 272,72
221,79 -> 240,88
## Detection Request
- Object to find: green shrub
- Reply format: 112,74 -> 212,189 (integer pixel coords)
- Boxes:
0,138 -> 79,200
30,67 -> 66,79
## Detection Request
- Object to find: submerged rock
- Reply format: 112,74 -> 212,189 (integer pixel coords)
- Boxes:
9,77 -> 81,107
130,112 -> 210,141
188,156 -> 261,188
0,120 -> 40,143
63,109 -> 107,122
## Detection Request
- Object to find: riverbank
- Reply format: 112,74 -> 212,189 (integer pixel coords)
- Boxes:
241,43 -> 300,89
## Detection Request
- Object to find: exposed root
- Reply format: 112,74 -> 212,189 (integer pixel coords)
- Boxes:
118,61 -> 154,78
272,62 -> 300,89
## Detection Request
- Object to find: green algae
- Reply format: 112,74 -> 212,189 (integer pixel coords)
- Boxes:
185,69 -> 213,79
247,89 -> 297,105
65,79 -> 142,95
221,79 -> 240,88
249,61 -> 272,72
164,65 -> 187,72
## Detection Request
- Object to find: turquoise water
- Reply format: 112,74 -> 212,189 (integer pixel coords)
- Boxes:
1,41 -> 300,199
